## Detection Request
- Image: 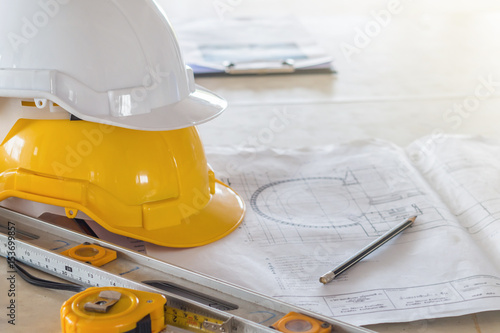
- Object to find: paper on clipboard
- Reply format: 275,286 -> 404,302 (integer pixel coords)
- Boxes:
174,16 -> 335,75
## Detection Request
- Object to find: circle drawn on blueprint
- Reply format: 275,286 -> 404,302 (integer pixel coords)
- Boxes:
250,177 -> 355,228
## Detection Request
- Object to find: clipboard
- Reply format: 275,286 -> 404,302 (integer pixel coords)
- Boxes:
174,16 -> 335,76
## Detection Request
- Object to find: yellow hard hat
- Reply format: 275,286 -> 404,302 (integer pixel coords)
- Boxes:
0,118 -> 245,247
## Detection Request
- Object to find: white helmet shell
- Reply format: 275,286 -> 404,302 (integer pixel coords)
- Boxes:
0,0 -> 226,130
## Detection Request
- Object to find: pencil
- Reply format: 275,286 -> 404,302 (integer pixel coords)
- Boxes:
319,216 -> 416,284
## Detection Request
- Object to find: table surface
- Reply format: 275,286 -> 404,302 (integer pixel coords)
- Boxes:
2,0 -> 500,332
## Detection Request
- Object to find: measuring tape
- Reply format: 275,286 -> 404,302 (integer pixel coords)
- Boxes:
0,207 -> 374,333
57,241 -> 229,333
61,285 -> 332,333
164,306 -> 227,333
61,287 -> 166,332
59,243 -> 331,333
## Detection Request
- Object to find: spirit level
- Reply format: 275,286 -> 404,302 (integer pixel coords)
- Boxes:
0,207 -> 375,333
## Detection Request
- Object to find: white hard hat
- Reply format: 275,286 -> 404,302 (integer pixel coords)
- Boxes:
0,0 -> 226,131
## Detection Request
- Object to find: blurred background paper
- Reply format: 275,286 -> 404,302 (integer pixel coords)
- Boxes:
174,16 -> 335,75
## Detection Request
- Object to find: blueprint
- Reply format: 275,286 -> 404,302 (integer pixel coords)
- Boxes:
148,136 -> 500,324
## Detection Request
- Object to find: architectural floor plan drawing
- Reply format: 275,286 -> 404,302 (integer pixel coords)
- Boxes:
144,136 -> 500,325
227,147 -> 453,248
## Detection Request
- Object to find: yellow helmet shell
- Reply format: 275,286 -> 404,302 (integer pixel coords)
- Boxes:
0,119 -> 245,247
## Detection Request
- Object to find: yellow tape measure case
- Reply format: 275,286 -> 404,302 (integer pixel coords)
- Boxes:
61,287 -> 166,333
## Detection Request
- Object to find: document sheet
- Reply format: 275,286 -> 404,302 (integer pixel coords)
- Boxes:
144,135 -> 500,325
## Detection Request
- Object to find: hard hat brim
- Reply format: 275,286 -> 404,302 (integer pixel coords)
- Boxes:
108,180 -> 246,248
0,178 -> 245,248
68,85 -> 228,131
0,75 -> 226,131
96,85 -> 228,131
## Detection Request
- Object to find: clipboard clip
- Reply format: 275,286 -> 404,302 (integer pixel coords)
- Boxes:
223,59 -> 295,75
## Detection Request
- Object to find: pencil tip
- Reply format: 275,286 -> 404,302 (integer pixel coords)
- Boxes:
319,272 -> 335,284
